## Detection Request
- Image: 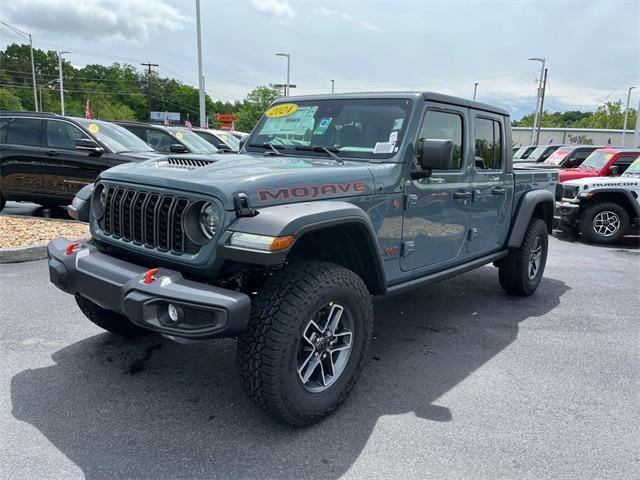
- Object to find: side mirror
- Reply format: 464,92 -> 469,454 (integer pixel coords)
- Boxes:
608,165 -> 620,176
216,143 -> 233,152
411,139 -> 453,179
169,144 -> 189,153
75,138 -> 104,154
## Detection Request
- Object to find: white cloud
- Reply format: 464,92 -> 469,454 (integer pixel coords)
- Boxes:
313,7 -> 336,17
250,0 -> 296,21
313,9 -> 381,32
0,0 -> 191,43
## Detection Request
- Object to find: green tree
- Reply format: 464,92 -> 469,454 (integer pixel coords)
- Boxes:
235,86 -> 280,132
0,88 -> 23,109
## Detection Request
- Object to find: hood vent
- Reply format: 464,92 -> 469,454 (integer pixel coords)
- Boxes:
159,157 -> 215,169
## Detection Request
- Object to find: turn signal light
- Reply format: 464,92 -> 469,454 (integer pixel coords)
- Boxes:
229,233 -> 295,252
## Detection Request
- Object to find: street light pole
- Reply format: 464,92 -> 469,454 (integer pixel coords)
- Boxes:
276,53 -> 290,96
633,94 -> 640,148
57,51 -> 70,116
529,57 -> 546,144
195,0 -> 206,128
473,82 -> 479,101
622,86 -> 636,147
331,79 -> 335,94
1,21 -> 38,111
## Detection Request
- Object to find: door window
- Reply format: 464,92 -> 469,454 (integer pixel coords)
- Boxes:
146,129 -> 176,152
474,118 -> 502,170
46,120 -> 90,149
612,155 -> 637,174
416,110 -> 463,169
5,118 -> 42,146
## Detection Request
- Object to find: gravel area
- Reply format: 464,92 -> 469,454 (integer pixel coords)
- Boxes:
0,216 -> 88,248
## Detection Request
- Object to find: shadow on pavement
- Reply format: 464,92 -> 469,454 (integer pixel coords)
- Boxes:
2,201 -> 70,219
11,267 -> 569,479
552,228 -> 640,250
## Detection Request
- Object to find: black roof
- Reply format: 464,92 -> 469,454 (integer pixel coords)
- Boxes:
281,91 -> 510,117
0,111 -> 60,118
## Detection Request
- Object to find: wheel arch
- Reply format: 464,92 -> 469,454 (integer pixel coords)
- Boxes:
218,200 -> 387,295
581,189 -> 640,220
507,189 -> 555,248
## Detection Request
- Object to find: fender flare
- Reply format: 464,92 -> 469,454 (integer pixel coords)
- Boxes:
586,188 -> 640,218
68,183 -> 94,222
507,189 -> 555,248
217,200 -> 386,293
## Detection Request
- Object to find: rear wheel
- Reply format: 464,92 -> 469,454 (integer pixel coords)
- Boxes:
499,218 -> 548,296
75,294 -> 147,337
579,202 -> 629,244
237,261 -> 373,427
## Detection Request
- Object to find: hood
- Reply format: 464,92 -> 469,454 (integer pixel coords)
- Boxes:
563,175 -> 640,188
99,152 -> 377,210
558,167 -> 598,182
116,150 -> 163,162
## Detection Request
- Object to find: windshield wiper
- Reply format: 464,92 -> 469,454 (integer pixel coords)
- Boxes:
248,142 -> 285,156
294,145 -> 344,163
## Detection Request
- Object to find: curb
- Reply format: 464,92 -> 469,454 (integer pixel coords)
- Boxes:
0,236 -> 89,264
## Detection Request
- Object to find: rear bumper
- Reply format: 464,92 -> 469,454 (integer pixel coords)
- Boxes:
47,237 -> 251,340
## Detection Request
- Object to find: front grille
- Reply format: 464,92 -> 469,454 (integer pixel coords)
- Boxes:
100,186 -> 194,255
562,185 -> 580,200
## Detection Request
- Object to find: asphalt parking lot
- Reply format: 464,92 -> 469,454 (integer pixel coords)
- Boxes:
0,235 -> 638,480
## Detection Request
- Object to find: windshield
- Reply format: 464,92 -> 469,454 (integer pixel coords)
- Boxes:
514,146 -> 535,159
75,119 -> 153,153
579,150 -> 613,171
623,156 -> 640,176
526,146 -> 551,162
247,98 -> 414,160
544,148 -> 571,165
212,131 -> 240,150
167,127 -> 218,153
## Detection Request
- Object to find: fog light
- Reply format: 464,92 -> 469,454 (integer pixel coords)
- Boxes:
167,303 -> 182,323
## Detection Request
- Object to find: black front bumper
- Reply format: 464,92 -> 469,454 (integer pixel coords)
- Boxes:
555,201 -> 580,225
47,237 -> 251,340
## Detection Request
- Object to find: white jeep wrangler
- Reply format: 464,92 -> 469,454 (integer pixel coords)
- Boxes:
557,156 -> 640,244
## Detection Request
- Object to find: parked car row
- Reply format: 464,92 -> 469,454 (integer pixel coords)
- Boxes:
0,111 -> 242,211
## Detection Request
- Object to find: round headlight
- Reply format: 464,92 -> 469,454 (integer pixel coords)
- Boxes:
199,202 -> 219,238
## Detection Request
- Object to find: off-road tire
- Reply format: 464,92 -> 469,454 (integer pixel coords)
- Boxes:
75,293 -> 147,337
237,261 -> 373,427
499,218 -> 548,296
579,202 -> 629,244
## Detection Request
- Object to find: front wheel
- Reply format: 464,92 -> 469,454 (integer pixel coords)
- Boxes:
499,218 -> 548,296
237,261 -> 373,427
579,202 -> 629,244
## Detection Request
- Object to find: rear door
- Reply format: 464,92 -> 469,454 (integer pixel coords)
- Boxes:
467,113 -> 513,255
401,103 -> 471,272
0,117 -> 44,198
42,119 -> 100,199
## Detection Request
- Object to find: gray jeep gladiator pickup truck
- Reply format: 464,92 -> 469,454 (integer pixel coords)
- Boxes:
47,92 -> 558,426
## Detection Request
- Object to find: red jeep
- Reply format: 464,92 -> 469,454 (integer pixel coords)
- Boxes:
558,148 -> 640,183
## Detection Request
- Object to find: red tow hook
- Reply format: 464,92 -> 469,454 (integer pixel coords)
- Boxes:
143,268 -> 159,284
65,242 -> 81,256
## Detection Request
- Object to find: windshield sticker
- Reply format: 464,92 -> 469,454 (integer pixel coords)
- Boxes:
373,142 -> 395,154
314,118 -> 332,135
175,131 -> 184,139
392,118 -> 404,130
604,153 -> 613,161
389,131 -> 398,143
219,134 -> 228,140
88,123 -> 99,133
265,103 -> 299,118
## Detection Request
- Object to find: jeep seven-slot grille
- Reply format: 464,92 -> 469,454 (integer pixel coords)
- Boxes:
101,186 -> 194,255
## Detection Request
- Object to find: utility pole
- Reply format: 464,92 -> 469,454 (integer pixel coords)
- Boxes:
276,53 -> 290,96
331,79 -> 335,94
38,86 -> 43,112
529,57 -> 546,144
473,82 -> 479,101
622,86 -> 636,147
633,94 -> 640,148
535,68 -> 548,145
1,22 -> 38,111
141,61 -> 158,122
195,0 -> 206,128
57,51 -> 70,116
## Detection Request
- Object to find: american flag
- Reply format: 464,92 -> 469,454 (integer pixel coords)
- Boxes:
605,137 -> 611,147
84,99 -> 92,119
185,120 -> 193,129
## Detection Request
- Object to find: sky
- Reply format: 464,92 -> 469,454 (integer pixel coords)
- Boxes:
0,0 -> 639,120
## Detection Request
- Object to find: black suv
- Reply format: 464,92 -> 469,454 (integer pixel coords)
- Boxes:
115,122 -> 223,155
0,112 -> 163,211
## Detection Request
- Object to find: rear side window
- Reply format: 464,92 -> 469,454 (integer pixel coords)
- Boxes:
146,129 -> 177,152
46,120 -> 89,149
416,110 -> 463,169
613,155 -> 638,173
6,118 -> 42,147
474,117 -> 502,170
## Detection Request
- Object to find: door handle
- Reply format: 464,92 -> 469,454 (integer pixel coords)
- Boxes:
492,187 -> 507,195
46,150 -> 59,156
453,190 -> 472,199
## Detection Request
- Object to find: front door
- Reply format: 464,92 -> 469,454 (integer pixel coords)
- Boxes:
41,119 -> 101,199
467,114 -> 512,254
401,105 -> 471,272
